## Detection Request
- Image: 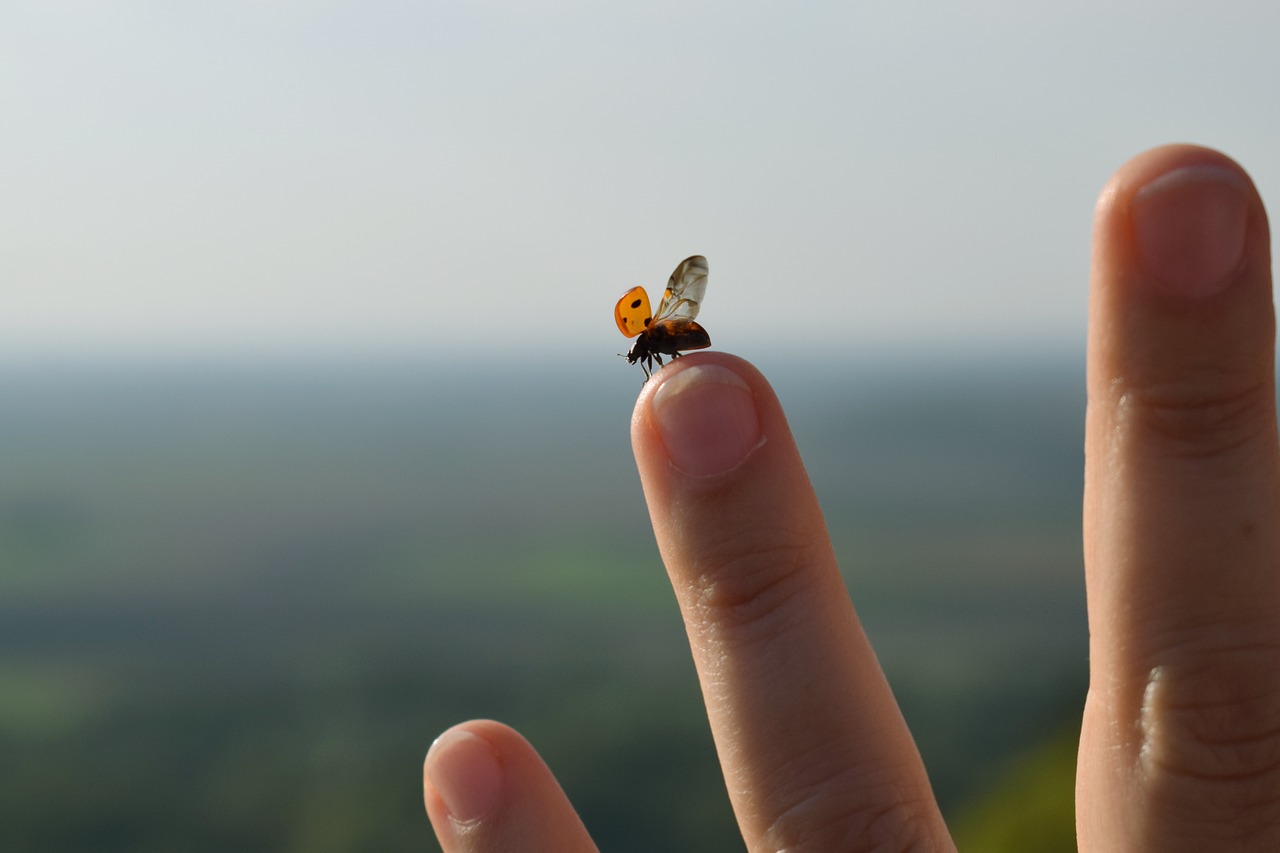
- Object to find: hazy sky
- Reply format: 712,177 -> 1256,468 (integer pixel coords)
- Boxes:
4,2 -> 1279,362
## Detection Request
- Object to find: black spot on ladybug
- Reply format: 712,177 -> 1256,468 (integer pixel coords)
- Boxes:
643,318 -> 651,327
630,298 -> 642,309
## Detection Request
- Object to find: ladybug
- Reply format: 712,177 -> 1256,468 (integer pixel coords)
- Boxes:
614,255 -> 711,379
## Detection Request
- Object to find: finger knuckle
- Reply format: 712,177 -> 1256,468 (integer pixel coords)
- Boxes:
1142,645 -> 1280,835
762,764 -> 944,853
684,527 -> 825,638
1120,368 -> 1275,461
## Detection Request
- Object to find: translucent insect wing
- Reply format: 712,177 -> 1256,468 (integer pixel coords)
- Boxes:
654,255 -> 708,322
614,286 -> 653,337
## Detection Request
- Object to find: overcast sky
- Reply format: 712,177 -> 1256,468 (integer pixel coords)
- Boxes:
4,1 -> 1279,363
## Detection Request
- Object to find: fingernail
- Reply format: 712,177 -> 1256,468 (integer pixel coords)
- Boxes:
425,729 -> 504,823
652,364 -> 763,476
1132,164 -> 1249,298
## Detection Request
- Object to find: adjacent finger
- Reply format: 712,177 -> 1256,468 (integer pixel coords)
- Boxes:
1080,145 -> 1280,850
632,353 -> 954,852
424,720 -> 598,853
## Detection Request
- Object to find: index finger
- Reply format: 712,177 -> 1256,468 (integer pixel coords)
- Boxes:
632,353 -> 954,852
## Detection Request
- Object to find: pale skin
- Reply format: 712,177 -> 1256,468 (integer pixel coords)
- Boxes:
424,144 -> 1280,851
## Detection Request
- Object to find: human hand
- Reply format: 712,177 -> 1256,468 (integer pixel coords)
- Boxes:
423,144 -> 1279,851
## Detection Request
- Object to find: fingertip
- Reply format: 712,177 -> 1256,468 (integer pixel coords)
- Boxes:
425,722 -> 507,825
1090,144 -> 1274,404
1095,144 -> 1269,300
631,353 -> 779,481
423,720 -> 598,852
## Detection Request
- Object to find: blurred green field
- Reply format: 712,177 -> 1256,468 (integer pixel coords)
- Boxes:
0,356 -> 1087,850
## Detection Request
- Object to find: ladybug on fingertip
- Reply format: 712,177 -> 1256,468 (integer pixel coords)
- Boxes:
614,255 -> 712,380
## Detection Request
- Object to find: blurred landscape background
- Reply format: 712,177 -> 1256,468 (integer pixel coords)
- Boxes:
0,354 -> 1085,851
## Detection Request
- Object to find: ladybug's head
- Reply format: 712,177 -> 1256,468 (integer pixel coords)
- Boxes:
623,335 -> 650,366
